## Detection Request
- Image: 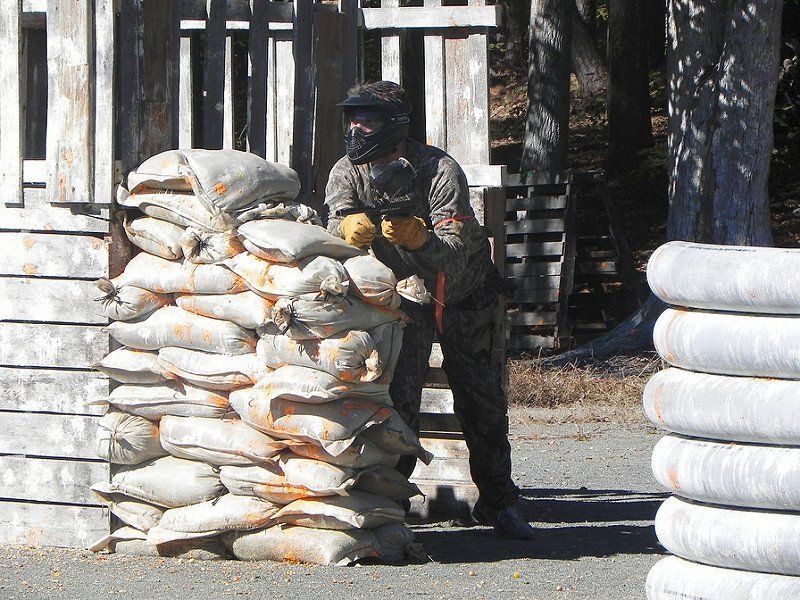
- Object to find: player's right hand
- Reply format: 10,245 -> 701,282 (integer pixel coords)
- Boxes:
340,212 -> 376,247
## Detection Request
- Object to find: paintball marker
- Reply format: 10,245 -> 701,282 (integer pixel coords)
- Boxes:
334,157 -> 418,224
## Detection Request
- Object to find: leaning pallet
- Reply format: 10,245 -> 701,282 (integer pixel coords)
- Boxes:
645,241 -> 800,599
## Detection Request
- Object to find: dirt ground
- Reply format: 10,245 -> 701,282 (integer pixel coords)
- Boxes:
0,405 -> 666,600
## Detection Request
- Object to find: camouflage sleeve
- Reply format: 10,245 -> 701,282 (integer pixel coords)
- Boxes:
324,157 -> 364,238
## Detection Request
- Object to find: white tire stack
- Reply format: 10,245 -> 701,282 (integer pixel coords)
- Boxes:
645,241 -> 800,598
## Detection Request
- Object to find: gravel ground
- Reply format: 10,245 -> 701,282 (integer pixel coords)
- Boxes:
0,406 -> 666,600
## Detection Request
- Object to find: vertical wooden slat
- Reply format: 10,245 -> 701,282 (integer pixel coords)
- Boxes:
381,0 -> 402,83
46,0 -> 93,203
266,35 -> 278,161
118,0 -> 143,175
202,0 -> 227,149
0,0 -> 23,206
223,34 -> 234,149
291,0 -> 316,200
338,0 -> 359,97
94,0 -> 115,205
178,34 -> 194,148
466,0 -> 490,163
423,0 -> 446,148
248,0 -> 270,158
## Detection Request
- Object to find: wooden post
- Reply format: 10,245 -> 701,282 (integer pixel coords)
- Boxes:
0,0 -> 23,206
291,0 -> 316,202
94,0 -> 116,205
247,0 -> 271,157
338,0 -> 359,97
202,0 -> 227,149
381,0 -> 402,83
423,0 -> 446,148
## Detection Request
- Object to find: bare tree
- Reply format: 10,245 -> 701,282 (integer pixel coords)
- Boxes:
570,1 -> 608,95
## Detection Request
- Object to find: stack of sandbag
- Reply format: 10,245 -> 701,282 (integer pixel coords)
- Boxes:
89,149 -> 430,565
644,241 -> 800,599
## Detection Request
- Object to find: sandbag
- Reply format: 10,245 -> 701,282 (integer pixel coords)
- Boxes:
224,523 -> 413,565
111,537 -> 229,560
646,556 -> 800,600
352,466 -> 422,502
95,410 -> 167,465
271,492 -> 405,530
362,411 -> 434,463
104,456 -> 224,508
160,415 -> 288,466
647,241 -> 800,314
94,348 -> 175,384
105,306 -> 256,354
654,308 -> 800,378
180,227 -> 245,264
222,253 -> 348,299
106,383 -> 229,420
93,279 -> 170,321
235,201 -> 321,225
247,365 -> 391,404
113,252 -> 247,295
656,496 -> 800,576
123,216 -> 185,260
644,367 -> 800,444
90,486 -> 165,532
88,525 -> 146,553
652,435 -> 800,511
157,347 -> 268,390
237,219 -> 362,263
271,293 -> 403,340
147,494 -> 278,545
126,152 -> 195,192
175,291 -> 274,330
290,439 -> 400,469
343,255 -> 400,309
117,187 -> 233,232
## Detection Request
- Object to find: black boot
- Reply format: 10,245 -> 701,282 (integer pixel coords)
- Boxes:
472,500 -> 536,540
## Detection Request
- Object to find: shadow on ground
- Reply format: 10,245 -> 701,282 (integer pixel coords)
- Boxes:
414,488 -> 667,564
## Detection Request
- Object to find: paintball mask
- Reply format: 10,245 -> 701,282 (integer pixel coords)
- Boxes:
340,88 -> 410,165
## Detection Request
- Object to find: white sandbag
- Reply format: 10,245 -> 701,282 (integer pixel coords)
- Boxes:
112,537 -> 229,560
93,278 -> 171,321
343,255 -> 400,309
644,368 -> 800,444
656,496 -> 800,576
237,219 -> 362,263
105,456 -> 224,508
224,522 -> 413,565
272,492 -> 404,530
647,241 -> 800,314
222,253 -> 348,299
160,415 -> 288,466
106,306 -> 256,354
362,411 -> 434,463
652,435 -> 800,511
89,525 -> 147,553
235,201 -> 321,225
175,291 -> 274,330
290,439 -> 400,469
94,348 -> 175,384
271,293 -> 403,340
368,321 -> 404,384
113,252 -> 247,295
123,216 -> 185,260
180,227 -> 245,264
654,308 -> 800,378
247,365 -> 390,404
157,347 -> 267,390
147,494 -> 278,545
117,188 -> 234,231
257,322 -> 402,383
352,466 -> 422,502
127,152 -> 195,192
646,556 -> 800,600
95,410 -> 167,465
107,383 -> 229,419
90,486 -> 165,532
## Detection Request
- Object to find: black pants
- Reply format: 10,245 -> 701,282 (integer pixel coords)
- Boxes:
390,282 -> 520,510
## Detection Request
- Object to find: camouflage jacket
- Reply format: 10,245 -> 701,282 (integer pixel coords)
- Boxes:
324,139 -> 493,305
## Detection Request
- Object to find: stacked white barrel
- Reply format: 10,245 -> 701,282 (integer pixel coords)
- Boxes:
89,149 -> 429,565
645,241 -> 800,598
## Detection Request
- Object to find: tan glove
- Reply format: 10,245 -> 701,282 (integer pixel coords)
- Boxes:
381,216 -> 428,251
340,213 -> 376,247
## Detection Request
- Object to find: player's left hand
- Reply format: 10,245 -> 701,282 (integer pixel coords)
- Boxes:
382,216 -> 428,250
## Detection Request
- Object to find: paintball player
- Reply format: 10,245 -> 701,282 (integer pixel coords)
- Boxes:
324,81 -> 535,540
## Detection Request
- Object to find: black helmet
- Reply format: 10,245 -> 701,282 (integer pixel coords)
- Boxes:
340,82 -> 411,165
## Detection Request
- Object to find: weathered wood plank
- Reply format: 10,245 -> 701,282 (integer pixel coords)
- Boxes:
178,34 -> 193,148
506,194 -> 568,211
223,34 -> 234,149
0,278 -> 109,324
247,0 -> 270,157
506,334 -> 557,350
423,0 -> 445,148
22,29 -> 47,158
0,500 -> 109,548
0,189 -> 110,233
0,232 -> 109,278
0,0 -> 23,206
412,456 -> 471,483
380,0 -> 402,83
338,0 -> 359,97
46,0 -> 93,203
178,0 -> 293,22
514,275 -> 562,291
292,0 -> 316,202
421,387 -> 454,414
511,288 -> 560,304
504,261 -> 563,277
419,436 -> 469,459
94,0 -> 116,206
274,35 -> 295,165
362,5 -> 501,29
424,368 -> 449,386
420,413 -> 461,433
0,412 -> 101,459
429,342 -> 443,368
0,324 -> 108,368
202,0 -> 227,149
0,367 -> 107,415
505,240 -> 564,258
507,310 -> 558,326
0,456 -> 107,505
505,218 -> 566,236
462,164 -> 506,188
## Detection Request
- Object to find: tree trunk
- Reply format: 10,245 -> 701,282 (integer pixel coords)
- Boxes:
571,2 -> 608,96
666,0 -> 781,245
607,0 -> 653,172
521,0 -> 571,178
575,0 -> 596,38
646,0 -> 666,69
501,0 -> 530,69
